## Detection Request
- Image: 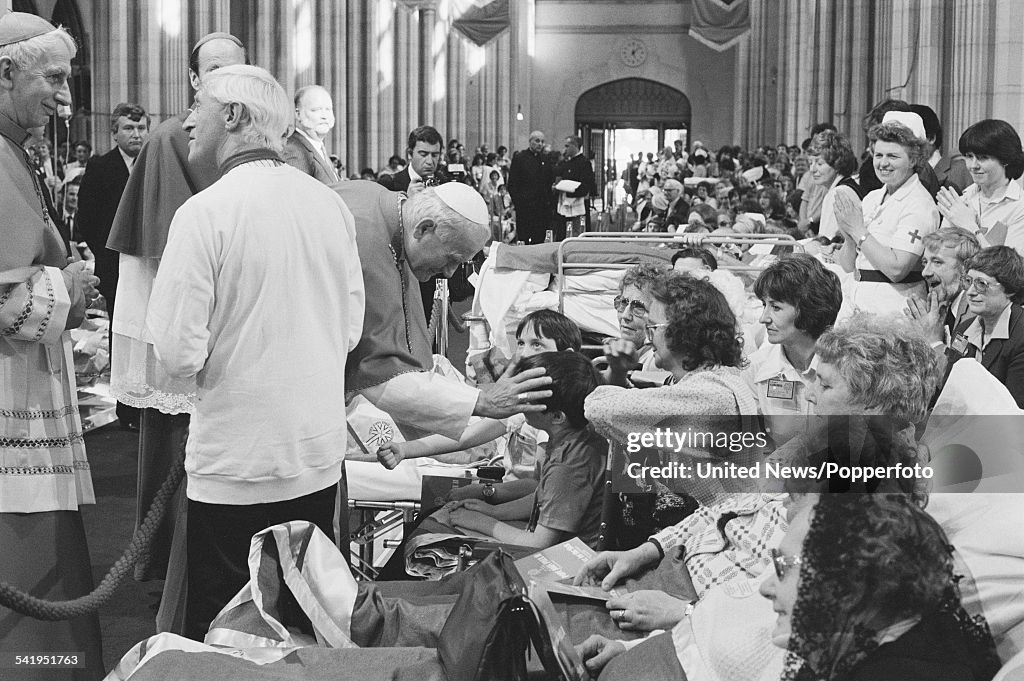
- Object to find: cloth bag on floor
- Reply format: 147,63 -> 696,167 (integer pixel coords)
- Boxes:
105,521 -> 442,680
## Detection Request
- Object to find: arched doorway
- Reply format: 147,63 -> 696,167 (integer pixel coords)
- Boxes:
575,78 -> 690,204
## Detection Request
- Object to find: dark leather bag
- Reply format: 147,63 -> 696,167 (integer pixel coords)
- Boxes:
438,550 -> 583,681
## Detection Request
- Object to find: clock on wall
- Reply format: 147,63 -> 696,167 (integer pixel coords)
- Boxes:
620,38 -> 648,67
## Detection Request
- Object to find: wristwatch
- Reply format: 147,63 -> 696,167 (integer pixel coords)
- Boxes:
482,483 -> 495,499
857,232 -> 869,247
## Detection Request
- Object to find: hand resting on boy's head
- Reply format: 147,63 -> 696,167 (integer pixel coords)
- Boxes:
473,359 -> 552,418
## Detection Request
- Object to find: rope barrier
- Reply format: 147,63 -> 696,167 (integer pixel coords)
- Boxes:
3,285 -> 445,620
427,290 -> 443,345
0,431 -> 186,621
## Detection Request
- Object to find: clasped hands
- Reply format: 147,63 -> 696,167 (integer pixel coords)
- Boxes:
905,288 -> 948,344
62,259 -> 100,304
832,187 -> 867,243
936,186 -> 978,232
432,498 -> 491,530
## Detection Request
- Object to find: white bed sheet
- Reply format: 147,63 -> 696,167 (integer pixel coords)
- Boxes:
347,458 -> 474,502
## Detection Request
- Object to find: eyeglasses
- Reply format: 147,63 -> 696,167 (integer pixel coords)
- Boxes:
644,322 -> 669,343
717,220 -> 732,228
614,295 -> 649,317
770,548 -> 802,581
961,275 -> 1003,295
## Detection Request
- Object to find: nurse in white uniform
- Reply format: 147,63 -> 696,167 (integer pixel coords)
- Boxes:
834,112 -> 939,317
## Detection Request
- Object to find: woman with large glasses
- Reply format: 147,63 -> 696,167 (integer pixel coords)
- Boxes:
936,119 -> 1024,253
602,262 -> 671,384
945,246 -> 1024,408
760,494 -> 999,681
833,115 -> 940,317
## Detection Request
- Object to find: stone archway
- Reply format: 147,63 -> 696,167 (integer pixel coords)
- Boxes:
574,78 -> 691,193
575,78 -> 691,129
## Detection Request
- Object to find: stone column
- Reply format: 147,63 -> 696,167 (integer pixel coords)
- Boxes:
89,1 -> 131,149
909,0 -> 946,106
346,1 -> 366,170
949,0 -> 995,138
249,0 -> 296,88
508,0 -> 534,150
315,0 -> 348,171
430,0 -> 447,130
465,41 -> 485,148
190,0 -> 231,39
495,31 -> 511,150
992,0 -> 1024,122
394,4 -> 414,155
734,0 -> 775,146
446,32 -> 464,143
369,0 -> 391,172
837,0 -> 873,142
418,4 -> 436,124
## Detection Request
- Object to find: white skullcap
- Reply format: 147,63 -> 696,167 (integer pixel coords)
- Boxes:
882,111 -> 926,141
0,12 -> 55,47
434,182 -> 488,225
742,166 -> 764,183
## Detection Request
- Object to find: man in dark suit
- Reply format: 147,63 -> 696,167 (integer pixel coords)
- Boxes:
378,125 -> 458,321
507,130 -> 555,244
78,101 -> 149,428
553,135 -> 598,240
378,124 -> 444,193
911,104 -> 973,193
660,178 -> 690,232
281,85 -> 339,184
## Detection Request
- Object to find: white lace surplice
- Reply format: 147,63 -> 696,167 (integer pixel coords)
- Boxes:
110,254 -> 195,414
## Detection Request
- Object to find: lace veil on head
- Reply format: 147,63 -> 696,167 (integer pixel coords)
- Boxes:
782,494 -> 1000,681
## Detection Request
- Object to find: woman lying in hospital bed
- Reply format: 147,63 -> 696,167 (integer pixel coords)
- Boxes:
470,241 -> 766,380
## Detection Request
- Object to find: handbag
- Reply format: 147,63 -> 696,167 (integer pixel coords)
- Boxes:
438,550 -> 590,681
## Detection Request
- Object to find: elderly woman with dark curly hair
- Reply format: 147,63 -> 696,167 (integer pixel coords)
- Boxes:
745,255 -> 843,444
761,494 -> 1000,681
937,119 -> 1024,253
945,246 -> 1024,407
834,117 -> 940,317
587,272 -> 759,504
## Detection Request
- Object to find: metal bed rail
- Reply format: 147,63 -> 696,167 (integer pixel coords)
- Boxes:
348,499 -> 420,580
554,232 -> 804,312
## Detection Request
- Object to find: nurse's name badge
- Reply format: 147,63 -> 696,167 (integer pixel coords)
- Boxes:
950,333 -> 971,356
766,377 -> 796,400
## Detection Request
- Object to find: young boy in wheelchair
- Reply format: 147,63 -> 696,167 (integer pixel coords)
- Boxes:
434,351 -> 607,549
377,309 -> 583,485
